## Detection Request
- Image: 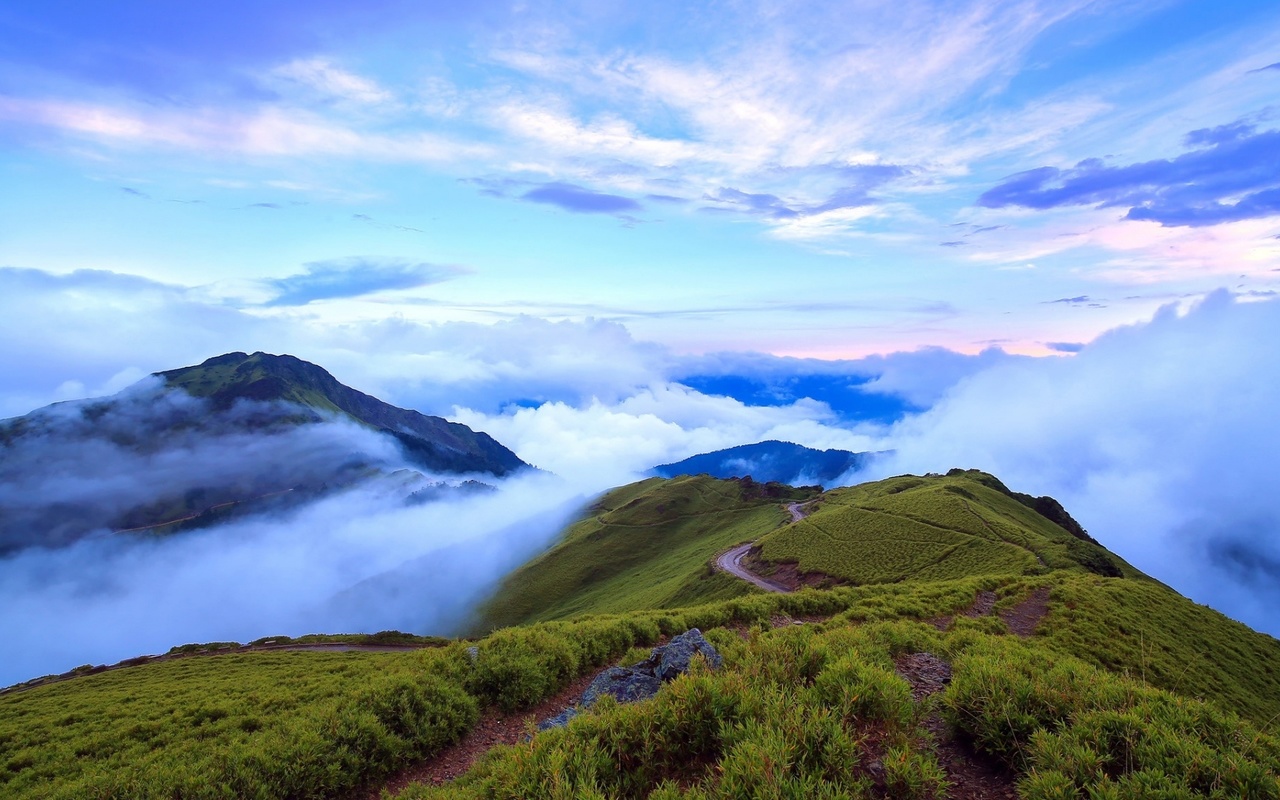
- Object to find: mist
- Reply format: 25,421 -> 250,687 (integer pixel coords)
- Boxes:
868,291 -> 1280,636
0,378 -> 592,687
0,470 -> 582,687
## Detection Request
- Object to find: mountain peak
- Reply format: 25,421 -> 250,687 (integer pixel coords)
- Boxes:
156,351 -> 528,476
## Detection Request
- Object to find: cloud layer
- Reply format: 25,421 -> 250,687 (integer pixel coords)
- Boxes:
874,291 -> 1280,635
979,121 -> 1280,227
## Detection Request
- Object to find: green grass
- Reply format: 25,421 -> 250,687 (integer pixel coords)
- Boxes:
757,470 -> 1138,584
397,617 -> 1279,799
473,475 -> 817,631
5,470 -> 1280,798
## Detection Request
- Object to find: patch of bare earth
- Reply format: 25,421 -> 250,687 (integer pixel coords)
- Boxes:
1000,586 -> 1050,638
360,670 -> 599,799
894,652 -> 1018,800
929,589 -> 997,631
739,548 -> 843,591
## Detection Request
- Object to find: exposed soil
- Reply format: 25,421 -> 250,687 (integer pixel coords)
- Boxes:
739,548 -> 844,591
894,652 -> 1019,800
362,670 -> 601,798
1000,586 -> 1051,638
929,589 -> 997,631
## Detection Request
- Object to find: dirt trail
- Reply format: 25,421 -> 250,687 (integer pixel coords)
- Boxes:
362,670 -> 601,798
713,502 -> 809,593
1000,586 -> 1051,637
895,652 -> 1018,799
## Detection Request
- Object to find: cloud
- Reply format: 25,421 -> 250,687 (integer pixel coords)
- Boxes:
0,96 -> 490,163
520,182 -> 642,214
1045,341 -> 1084,353
264,257 -> 465,306
1046,296 -> 1093,305
269,57 -> 392,104
0,382 -> 406,551
872,291 -> 1280,636
1248,62 -> 1280,74
452,383 -> 879,487
703,164 -> 909,221
978,120 -> 1280,227
0,467 -> 579,686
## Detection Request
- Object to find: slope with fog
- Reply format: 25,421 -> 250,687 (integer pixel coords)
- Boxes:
0,351 -> 527,553
3,469 -> 1278,799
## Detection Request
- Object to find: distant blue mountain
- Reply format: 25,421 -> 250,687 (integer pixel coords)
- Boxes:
652,440 -> 874,486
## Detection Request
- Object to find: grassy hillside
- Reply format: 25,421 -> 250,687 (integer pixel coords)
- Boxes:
474,475 -> 819,630
757,469 -> 1138,585
5,469 -> 1280,798
5,573 -> 1279,799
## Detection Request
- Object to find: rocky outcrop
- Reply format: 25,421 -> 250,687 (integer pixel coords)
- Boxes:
539,629 -> 721,730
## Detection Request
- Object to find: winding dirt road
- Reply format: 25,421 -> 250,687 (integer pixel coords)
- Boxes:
714,502 -> 809,594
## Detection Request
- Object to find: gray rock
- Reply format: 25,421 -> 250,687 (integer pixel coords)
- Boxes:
536,629 -> 721,731
653,628 -> 722,681
580,667 -> 663,707
464,645 -> 479,664
537,707 -> 578,731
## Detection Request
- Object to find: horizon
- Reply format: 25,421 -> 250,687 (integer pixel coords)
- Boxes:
3,1 -> 1280,681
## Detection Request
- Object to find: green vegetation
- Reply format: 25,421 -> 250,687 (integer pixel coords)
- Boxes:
475,475 -> 818,630
758,470 -> 1138,584
5,470 -> 1280,798
159,351 -> 527,476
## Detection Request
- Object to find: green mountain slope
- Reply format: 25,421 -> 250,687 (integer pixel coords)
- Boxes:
4,469 -> 1280,799
755,468 -> 1139,585
159,351 -> 527,476
474,475 -> 819,630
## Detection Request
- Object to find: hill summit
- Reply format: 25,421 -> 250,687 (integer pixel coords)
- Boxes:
158,351 -> 527,476
0,352 -> 527,551
652,440 -> 873,486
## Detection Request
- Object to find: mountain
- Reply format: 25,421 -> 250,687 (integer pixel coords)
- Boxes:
475,469 -> 1129,632
4,469 -> 1280,799
157,351 -> 527,476
652,439 -> 874,485
0,352 -> 527,551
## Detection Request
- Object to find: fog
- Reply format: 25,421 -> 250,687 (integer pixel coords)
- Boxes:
0,470 -> 581,687
868,291 -> 1280,635
0,379 -> 590,687
0,379 -> 407,550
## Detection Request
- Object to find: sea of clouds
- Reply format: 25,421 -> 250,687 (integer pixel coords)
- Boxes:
1,268 -> 1277,684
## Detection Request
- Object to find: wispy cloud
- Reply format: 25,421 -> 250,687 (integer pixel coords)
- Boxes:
264,257 -> 466,306
521,182 -> 642,214
0,96 -> 488,162
979,120 -> 1280,227
269,58 -> 393,105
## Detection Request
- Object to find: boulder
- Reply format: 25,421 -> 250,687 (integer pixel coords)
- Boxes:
654,628 -> 723,681
580,667 -> 663,707
537,629 -> 721,730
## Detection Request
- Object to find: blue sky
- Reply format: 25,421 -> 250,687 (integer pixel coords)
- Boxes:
5,1 -> 1280,640
3,0 -> 1278,364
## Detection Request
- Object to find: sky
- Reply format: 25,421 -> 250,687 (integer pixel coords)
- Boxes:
2,0 -> 1279,359
3,0 -> 1280,664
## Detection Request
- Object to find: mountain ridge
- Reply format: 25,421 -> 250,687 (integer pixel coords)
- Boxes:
157,351 -> 528,476
652,439 -> 874,486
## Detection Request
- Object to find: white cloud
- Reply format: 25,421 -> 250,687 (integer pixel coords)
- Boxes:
453,383 -> 880,487
270,57 -> 394,105
872,291 -> 1280,635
